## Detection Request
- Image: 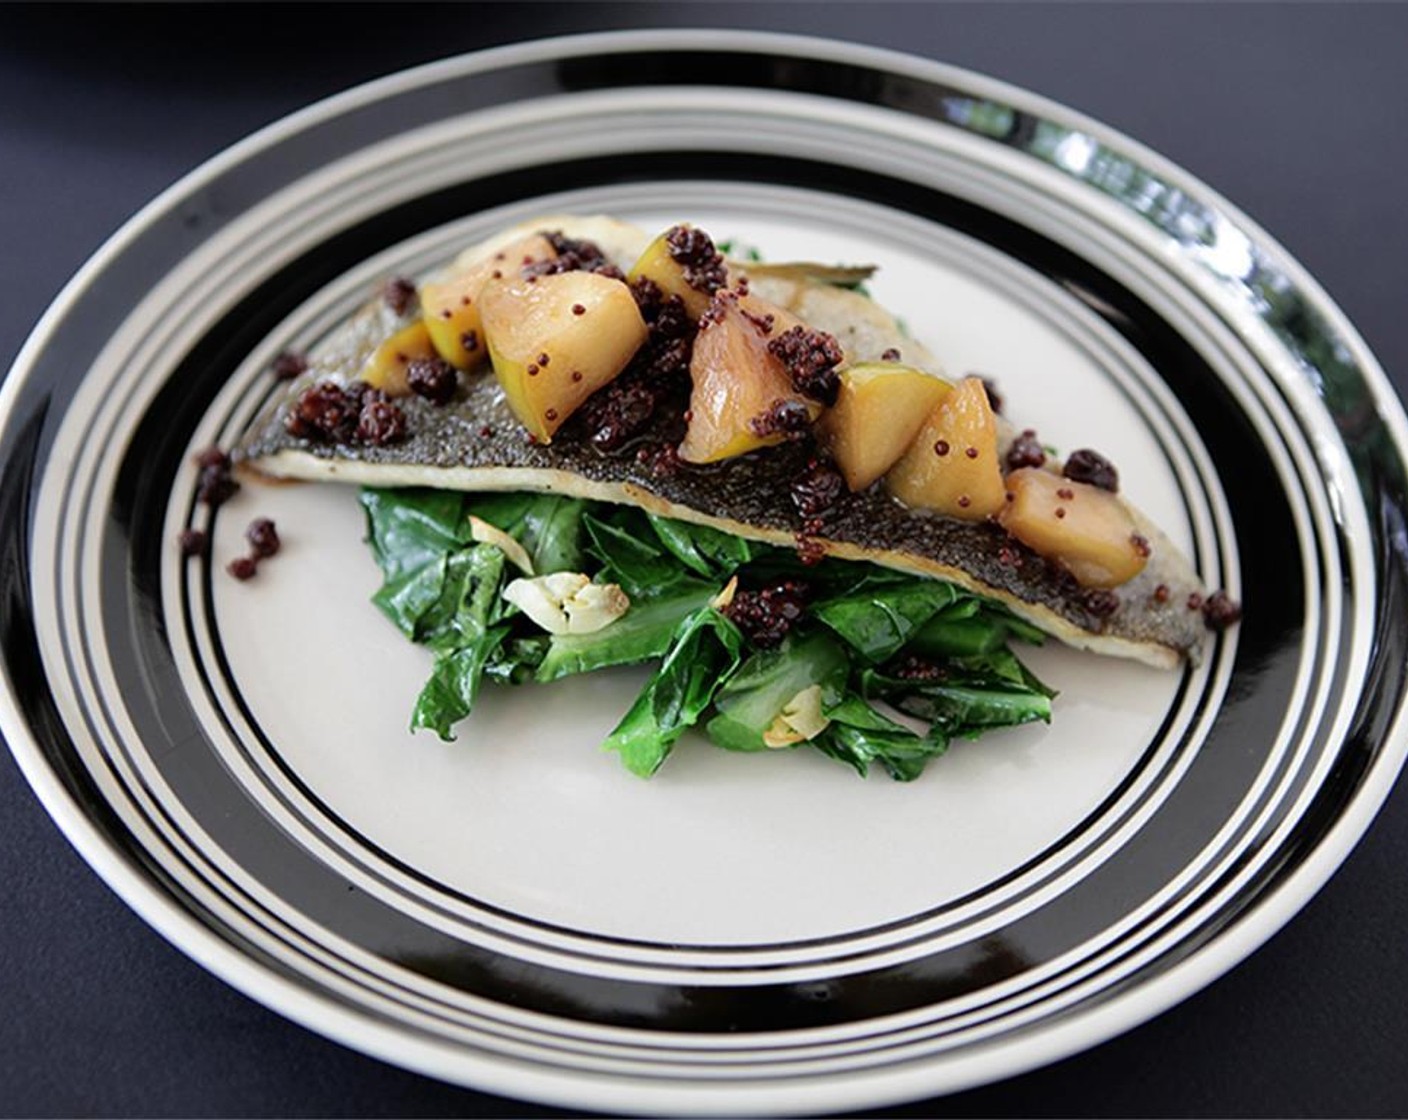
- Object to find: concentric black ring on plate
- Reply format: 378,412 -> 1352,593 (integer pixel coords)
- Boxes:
3,31 -> 1406,1115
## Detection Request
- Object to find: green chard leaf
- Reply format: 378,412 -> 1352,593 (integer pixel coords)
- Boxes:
813,579 -> 959,663
705,632 -> 849,752
861,665 -> 1053,736
583,511 -> 685,598
361,486 -> 1060,772
469,492 -> 587,574
484,635 -> 551,687
411,626 -> 512,740
813,693 -> 949,782
602,606 -> 744,777
646,513 -> 755,578
371,556 -> 451,641
361,488 -> 472,638
361,487 -> 470,579
993,609 -> 1048,647
905,611 -> 1010,659
416,543 -> 508,650
535,582 -> 717,681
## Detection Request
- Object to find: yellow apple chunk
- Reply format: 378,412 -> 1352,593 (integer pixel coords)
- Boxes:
480,271 -> 648,443
421,234 -> 556,369
627,225 -> 728,320
677,292 -> 819,464
998,468 -> 1149,587
361,321 -> 439,397
884,376 -> 1005,519
819,362 -> 953,490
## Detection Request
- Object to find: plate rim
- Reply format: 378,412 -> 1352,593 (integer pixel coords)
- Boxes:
3,27 -> 1408,1115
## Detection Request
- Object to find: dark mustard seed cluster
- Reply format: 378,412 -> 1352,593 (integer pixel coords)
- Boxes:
1005,429 -> 1047,472
665,224 -> 728,297
532,231 -> 625,281
406,357 -> 458,405
1063,448 -> 1119,493
723,579 -> 812,648
285,379 -> 407,447
789,456 -> 846,519
270,349 -> 308,382
381,275 -> 417,316
1200,589 -> 1242,630
178,528 -> 207,557
1081,588 -> 1121,618
572,279 -> 694,453
891,655 -> 951,682
227,517 -> 281,581
749,398 -> 812,441
767,325 -> 844,406
195,446 -> 239,507
180,445 -> 285,582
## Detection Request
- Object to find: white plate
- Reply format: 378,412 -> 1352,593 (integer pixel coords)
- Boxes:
4,31 -> 1407,1116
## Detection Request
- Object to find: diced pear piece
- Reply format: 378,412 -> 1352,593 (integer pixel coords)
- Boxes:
627,224 -> 728,320
479,271 -> 648,443
884,375 -> 1006,519
998,468 -> 1149,588
677,292 -> 820,464
819,362 -> 953,491
421,234 -> 556,369
361,321 -> 439,397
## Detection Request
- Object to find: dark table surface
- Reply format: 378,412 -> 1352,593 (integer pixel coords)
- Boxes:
3,4 -> 1407,1117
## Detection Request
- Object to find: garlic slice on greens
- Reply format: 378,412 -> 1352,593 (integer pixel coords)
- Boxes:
504,572 -> 629,635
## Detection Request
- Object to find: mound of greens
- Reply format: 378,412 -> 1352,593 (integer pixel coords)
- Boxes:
361,487 -> 1055,780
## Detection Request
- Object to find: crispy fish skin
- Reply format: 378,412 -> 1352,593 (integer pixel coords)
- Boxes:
236,217 -> 1211,668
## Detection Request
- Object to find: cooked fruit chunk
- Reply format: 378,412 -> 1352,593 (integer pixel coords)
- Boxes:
480,271 -> 648,443
421,234 -> 556,369
677,291 -> 820,464
361,321 -> 439,397
999,468 -> 1149,587
884,375 -> 1005,519
627,224 -> 729,320
819,362 -> 953,490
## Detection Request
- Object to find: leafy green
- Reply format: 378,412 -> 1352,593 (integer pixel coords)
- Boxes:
583,511 -> 688,598
997,610 -> 1048,647
484,636 -> 550,686
706,632 -> 849,752
905,601 -> 1049,659
602,607 -> 744,777
535,582 -> 716,681
716,238 -> 763,262
359,485 -> 1061,780
646,513 -> 756,578
403,543 -> 514,739
814,694 -> 950,781
362,489 -> 543,735
362,488 -> 471,639
415,544 -> 507,650
813,580 -> 959,662
411,626 -> 511,739
469,492 -> 586,574
862,659 -> 1054,737
906,608 -> 1005,659
362,487 -> 468,579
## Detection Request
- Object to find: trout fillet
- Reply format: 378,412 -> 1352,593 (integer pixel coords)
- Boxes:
236,216 -> 1216,669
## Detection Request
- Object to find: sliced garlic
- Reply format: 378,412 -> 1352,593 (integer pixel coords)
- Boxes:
762,684 -> 831,748
710,575 -> 739,611
503,572 -> 629,635
563,581 -> 631,633
468,516 -> 534,575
